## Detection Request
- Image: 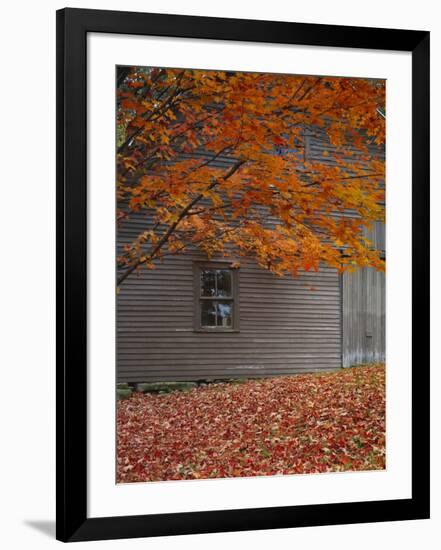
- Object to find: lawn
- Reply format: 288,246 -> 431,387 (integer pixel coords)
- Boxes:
117,364 -> 385,483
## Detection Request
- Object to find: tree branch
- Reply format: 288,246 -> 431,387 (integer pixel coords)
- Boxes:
117,158 -> 246,286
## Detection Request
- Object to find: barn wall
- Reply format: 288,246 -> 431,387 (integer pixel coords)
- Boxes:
342,266 -> 385,367
117,251 -> 342,383
341,219 -> 386,367
116,131 -> 385,382
307,131 -> 386,368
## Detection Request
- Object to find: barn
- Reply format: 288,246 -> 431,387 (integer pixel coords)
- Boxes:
116,131 -> 385,385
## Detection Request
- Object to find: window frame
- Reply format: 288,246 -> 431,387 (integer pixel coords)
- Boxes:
193,261 -> 240,332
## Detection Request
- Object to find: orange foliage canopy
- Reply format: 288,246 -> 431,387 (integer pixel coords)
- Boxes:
117,67 -> 385,285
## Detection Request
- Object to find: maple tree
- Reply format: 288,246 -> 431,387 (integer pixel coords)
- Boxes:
117,364 -> 385,481
117,66 -> 385,286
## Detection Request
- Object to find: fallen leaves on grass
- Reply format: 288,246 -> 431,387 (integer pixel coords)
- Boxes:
117,364 -> 385,482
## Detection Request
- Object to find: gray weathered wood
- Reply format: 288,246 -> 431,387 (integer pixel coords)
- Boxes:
342,266 -> 385,367
116,128 -> 385,382
117,250 -> 342,382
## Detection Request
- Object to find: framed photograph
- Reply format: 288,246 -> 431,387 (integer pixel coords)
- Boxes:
56,8 -> 429,542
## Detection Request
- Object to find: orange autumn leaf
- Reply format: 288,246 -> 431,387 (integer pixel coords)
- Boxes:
116,67 -> 385,285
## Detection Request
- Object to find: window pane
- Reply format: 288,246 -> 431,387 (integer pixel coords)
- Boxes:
216,301 -> 232,327
200,270 -> 216,297
200,300 -> 217,326
200,300 -> 233,328
216,270 -> 232,297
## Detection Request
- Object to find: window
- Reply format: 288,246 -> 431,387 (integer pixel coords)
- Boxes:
194,263 -> 239,331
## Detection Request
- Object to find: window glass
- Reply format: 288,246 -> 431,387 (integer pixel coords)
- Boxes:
200,269 -> 232,297
197,266 -> 236,330
201,300 -> 217,327
201,300 -> 233,328
200,270 -> 216,297
216,301 -> 232,327
216,270 -> 232,297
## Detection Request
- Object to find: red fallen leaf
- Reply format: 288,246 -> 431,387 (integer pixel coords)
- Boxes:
117,364 -> 385,483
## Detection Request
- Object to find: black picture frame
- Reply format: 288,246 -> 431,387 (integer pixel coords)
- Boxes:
56,8 -> 430,542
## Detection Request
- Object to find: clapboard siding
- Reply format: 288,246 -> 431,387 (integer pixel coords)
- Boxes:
364,221 -> 386,253
306,129 -> 385,164
307,130 -> 386,368
117,249 -> 342,382
116,129 -> 385,382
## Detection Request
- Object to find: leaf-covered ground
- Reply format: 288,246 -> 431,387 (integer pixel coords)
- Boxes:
117,364 -> 385,483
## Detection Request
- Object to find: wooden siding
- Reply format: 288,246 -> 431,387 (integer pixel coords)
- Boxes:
342,266 -> 385,367
117,250 -> 342,383
307,129 -> 386,368
342,219 -> 385,367
306,128 -> 385,166
116,130 -> 385,382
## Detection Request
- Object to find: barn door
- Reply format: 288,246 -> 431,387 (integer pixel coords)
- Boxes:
342,266 -> 385,368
